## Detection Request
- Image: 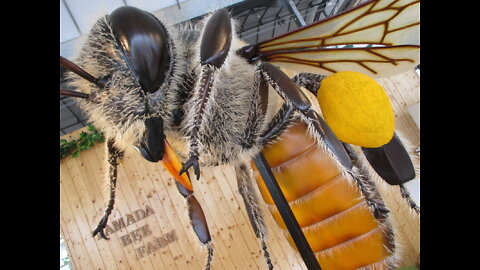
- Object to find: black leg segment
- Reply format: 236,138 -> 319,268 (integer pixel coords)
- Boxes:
291,72 -> 326,96
257,62 -> 352,170
259,102 -> 294,145
362,133 -> 416,185
175,181 -> 213,269
236,163 -> 273,270
181,9 -> 233,180
93,139 -> 124,240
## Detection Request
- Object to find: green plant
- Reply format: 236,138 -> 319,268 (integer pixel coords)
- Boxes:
61,256 -> 70,266
60,123 -> 105,159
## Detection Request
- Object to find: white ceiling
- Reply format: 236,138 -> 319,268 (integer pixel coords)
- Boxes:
60,0 -> 184,43
60,0 -> 247,58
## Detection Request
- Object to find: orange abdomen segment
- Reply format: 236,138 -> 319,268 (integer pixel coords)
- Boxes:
252,119 -> 393,269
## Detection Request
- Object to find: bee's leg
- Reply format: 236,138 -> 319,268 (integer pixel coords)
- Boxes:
235,163 -> 273,270
259,102 -> 294,145
242,67 -> 294,149
93,138 -> 124,240
257,62 -> 353,169
180,9 -> 232,180
291,72 -> 326,96
257,72 -> 326,143
342,143 -> 392,220
174,180 -> 213,270
178,65 -> 212,180
362,133 -> 416,185
353,131 -> 419,211
399,184 -> 420,214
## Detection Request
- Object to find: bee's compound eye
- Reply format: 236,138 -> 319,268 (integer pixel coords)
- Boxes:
109,6 -> 171,94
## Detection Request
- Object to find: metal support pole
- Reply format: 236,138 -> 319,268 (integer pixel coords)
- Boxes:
283,0 -> 307,27
253,153 -> 321,270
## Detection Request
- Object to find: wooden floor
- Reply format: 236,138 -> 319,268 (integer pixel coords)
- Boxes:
375,70 -> 420,266
60,69 -> 420,270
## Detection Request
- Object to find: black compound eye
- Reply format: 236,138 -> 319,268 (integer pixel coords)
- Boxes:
109,6 -> 171,94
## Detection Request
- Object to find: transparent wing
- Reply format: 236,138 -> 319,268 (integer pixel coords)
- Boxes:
242,0 -> 420,78
266,45 -> 419,77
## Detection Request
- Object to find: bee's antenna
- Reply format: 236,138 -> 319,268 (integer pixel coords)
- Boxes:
60,56 -> 106,88
60,89 -> 90,99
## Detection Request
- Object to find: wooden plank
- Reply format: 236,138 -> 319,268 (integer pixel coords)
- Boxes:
114,158 -> 158,270
120,157 -> 170,269
211,166 -> 267,269
211,164 -> 293,269
377,70 -> 420,147
61,227 -> 79,270
203,166 -> 260,269
64,157 -> 109,270
126,152 -> 203,269
90,143 -> 150,270
215,166 -> 303,269
69,138 -> 150,270
60,158 -> 99,269
176,167 -> 237,270
89,138 -> 158,269
376,70 -> 420,266
126,147 -> 219,269
190,166 -> 250,270
68,156 -> 118,270
60,192 -> 81,270
77,142 -> 131,270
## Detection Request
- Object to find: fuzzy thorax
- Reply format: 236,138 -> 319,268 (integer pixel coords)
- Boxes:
178,13 -> 272,166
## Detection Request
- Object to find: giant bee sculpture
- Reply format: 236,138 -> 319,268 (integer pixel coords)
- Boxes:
60,0 -> 420,269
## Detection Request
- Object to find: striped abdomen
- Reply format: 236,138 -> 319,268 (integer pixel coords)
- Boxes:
252,119 -> 395,270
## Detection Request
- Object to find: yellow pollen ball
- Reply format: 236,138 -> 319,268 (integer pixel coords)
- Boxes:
317,71 -> 394,148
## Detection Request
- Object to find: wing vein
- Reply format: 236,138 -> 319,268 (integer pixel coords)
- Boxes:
242,0 -> 420,77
